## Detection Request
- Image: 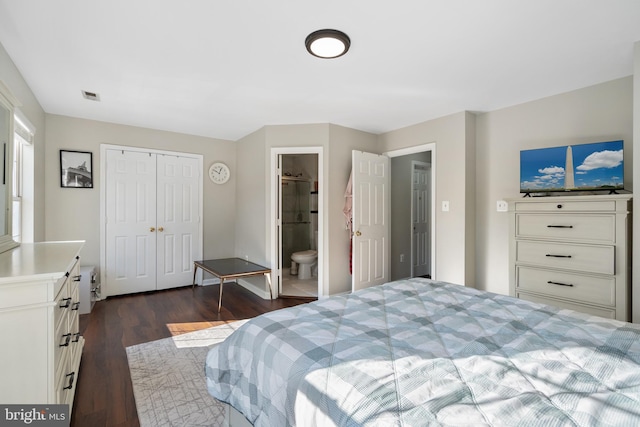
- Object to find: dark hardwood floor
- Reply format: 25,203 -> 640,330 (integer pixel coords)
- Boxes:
71,283 -> 312,427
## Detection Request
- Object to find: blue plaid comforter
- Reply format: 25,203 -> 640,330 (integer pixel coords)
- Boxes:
205,278 -> 640,426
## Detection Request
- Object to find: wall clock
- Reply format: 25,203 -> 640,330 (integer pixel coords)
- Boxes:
209,162 -> 230,184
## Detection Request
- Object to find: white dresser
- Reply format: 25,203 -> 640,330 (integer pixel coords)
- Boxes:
508,195 -> 631,321
0,241 -> 85,408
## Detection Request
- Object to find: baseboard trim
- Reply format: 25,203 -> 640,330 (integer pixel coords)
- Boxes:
201,277 -> 271,300
236,278 -> 271,300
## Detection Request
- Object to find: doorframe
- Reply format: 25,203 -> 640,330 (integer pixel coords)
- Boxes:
270,147 -> 324,298
99,144 -> 204,297
384,142 -> 436,279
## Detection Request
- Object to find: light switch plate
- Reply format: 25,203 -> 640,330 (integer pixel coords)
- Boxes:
497,200 -> 508,212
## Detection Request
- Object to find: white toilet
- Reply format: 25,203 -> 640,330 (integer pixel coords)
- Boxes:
291,250 -> 317,280
291,231 -> 318,280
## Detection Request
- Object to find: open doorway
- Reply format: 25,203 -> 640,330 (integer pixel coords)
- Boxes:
387,143 -> 436,281
271,149 -> 322,299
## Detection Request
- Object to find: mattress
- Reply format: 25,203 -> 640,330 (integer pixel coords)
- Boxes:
205,278 -> 640,426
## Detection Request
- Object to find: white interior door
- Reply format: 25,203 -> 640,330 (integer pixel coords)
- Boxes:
412,161 -> 430,277
352,150 -> 390,292
156,155 -> 201,290
105,150 -> 157,295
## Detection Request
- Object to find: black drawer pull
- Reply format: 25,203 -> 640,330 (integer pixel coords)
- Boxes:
72,302 -> 80,311
547,225 -> 573,228
545,254 -> 572,258
548,280 -> 574,287
59,333 -> 71,347
72,332 -> 81,343
59,297 -> 72,308
63,372 -> 75,390
72,274 -> 82,282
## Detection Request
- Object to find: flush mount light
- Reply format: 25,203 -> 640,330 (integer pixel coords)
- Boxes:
305,29 -> 350,59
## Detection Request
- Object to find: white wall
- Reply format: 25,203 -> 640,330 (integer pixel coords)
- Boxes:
3,38 -> 636,307
0,43 -> 46,241
475,77 -> 633,296
44,114 -> 236,269
379,112 -> 474,286
39,77 -> 637,303
233,123 -> 378,297
326,125 -> 380,294
234,124 -> 327,296
234,126 -> 267,264
268,124 -> 330,295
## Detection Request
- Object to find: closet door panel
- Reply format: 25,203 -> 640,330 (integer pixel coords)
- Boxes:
156,155 -> 201,290
105,150 -> 157,295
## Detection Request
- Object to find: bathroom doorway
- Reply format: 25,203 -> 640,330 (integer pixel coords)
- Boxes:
273,151 -> 321,298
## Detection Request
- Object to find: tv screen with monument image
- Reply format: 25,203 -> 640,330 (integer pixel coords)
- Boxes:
520,140 -> 624,195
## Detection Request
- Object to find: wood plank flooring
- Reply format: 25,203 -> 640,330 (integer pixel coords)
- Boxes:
71,283 -> 312,427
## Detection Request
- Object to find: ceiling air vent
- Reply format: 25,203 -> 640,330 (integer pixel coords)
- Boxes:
81,90 -> 100,101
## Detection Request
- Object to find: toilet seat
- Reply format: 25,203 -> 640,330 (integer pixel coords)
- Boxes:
292,250 -> 317,262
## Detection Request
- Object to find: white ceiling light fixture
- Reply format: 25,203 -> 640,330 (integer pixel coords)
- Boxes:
305,29 -> 350,59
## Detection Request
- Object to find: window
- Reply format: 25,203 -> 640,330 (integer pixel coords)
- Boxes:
13,113 -> 34,243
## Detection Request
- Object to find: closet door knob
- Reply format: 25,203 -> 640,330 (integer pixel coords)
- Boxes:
158,227 -> 164,232
150,227 -> 156,232
355,230 -> 362,237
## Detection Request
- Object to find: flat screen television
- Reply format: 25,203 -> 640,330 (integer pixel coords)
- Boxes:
520,140 -> 624,194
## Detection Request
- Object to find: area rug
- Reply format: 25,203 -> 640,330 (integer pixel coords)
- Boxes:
126,320 -> 248,427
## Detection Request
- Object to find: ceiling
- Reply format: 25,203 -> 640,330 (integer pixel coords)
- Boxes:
0,1 -> 639,141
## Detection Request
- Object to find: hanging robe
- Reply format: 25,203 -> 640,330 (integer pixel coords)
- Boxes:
343,171 -> 353,274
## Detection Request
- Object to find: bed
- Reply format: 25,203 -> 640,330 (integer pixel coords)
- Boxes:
205,278 -> 640,426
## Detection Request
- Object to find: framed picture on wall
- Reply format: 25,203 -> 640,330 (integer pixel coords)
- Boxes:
60,150 -> 93,188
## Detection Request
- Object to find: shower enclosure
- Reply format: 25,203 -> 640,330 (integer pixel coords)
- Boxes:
281,177 -> 311,269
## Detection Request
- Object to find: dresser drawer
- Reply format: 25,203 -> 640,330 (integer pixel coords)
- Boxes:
54,315 -> 71,374
515,240 -> 614,275
516,266 -> 615,306
69,262 -> 81,293
516,291 -> 616,319
515,214 -> 615,243
54,353 -> 68,407
513,200 -> 616,212
68,309 -> 81,361
54,285 -> 70,332
55,353 -> 75,406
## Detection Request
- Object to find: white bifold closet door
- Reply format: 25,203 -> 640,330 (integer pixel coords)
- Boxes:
105,149 -> 201,296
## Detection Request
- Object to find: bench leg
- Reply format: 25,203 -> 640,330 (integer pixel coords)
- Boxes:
218,278 -> 225,313
265,272 -> 274,299
192,265 -> 198,289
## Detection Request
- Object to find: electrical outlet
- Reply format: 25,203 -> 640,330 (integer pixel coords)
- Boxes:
442,201 -> 450,212
496,200 -> 508,212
